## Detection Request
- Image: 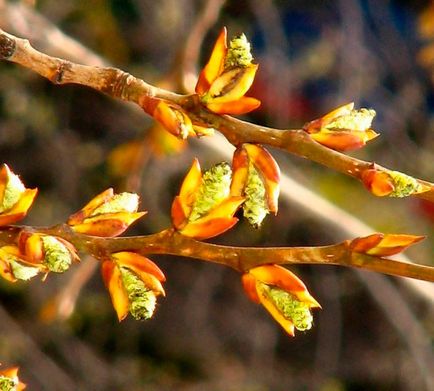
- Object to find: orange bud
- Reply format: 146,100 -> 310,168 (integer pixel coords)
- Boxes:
205,65 -> 258,104
153,100 -> 194,139
195,28 -> 260,115
18,232 -> 78,273
351,233 -> 425,256
243,144 -> 280,214
68,190 -> 146,237
248,265 -> 321,308
196,27 -> 227,95
70,211 -> 146,237
102,260 -> 129,321
230,147 -> 249,197
103,252 -> 166,321
242,264 -> 320,336
241,273 -> 260,303
0,245 -> 40,282
0,164 -> 37,226
361,168 -> 429,198
361,169 -> 395,196
179,196 -> 244,240
0,366 -> 26,390
111,251 -> 166,282
205,96 -> 261,115
310,129 -> 378,152
304,103 -> 378,151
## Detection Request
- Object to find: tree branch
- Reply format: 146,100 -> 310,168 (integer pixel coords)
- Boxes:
1,225 -> 433,282
0,28 -> 432,202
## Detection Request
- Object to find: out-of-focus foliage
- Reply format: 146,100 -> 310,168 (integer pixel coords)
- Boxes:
0,1 -> 433,390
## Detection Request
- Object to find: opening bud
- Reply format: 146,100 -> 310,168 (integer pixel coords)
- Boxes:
18,233 -> 78,273
0,366 -> 25,391
171,159 -> 244,240
68,189 -> 146,237
231,144 -> 280,227
195,27 -> 260,115
304,103 -> 379,151
362,168 -> 429,197
0,164 -> 38,226
0,245 -> 39,282
242,265 -> 320,336
102,252 -> 165,321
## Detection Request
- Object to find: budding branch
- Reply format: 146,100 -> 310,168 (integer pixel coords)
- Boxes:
0,28 -> 432,201
0,29 -> 433,283
0,225 -> 433,282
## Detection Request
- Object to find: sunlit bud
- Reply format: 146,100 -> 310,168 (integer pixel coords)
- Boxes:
188,162 -> 232,222
18,232 -> 78,273
0,164 -> 37,226
231,144 -> 280,227
172,160 -> 244,240
153,100 -> 194,139
361,168 -> 430,197
195,27 -> 260,115
68,189 -> 146,237
350,233 -> 425,256
102,252 -> 165,321
0,245 -> 39,282
0,366 -> 26,391
304,103 -> 379,151
242,265 -> 320,336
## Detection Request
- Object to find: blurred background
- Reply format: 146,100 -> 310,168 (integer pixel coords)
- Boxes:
0,0 -> 433,390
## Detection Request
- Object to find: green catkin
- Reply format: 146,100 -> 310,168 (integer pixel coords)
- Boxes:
188,163 -> 232,222
326,108 -> 376,131
0,376 -> 17,391
0,247 -> 39,281
225,34 -> 253,69
42,236 -> 72,273
263,284 -> 313,331
120,267 -> 156,320
243,164 -> 268,227
9,259 -> 39,281
92,193 -> 138,215
387,170 -> 424,197
0,170 -> 25,213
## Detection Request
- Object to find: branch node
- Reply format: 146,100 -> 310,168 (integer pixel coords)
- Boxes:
52,60 -> 72,84
0,33 -> 16,59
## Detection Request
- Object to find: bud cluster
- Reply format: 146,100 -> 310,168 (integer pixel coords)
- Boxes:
195,27 -> 261,115
102,251 -> 166,321
242,265 -> 320,336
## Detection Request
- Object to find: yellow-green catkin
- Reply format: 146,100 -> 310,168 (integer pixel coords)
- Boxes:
0,247 -> 39,281
120,267 -> 156,320
92,193 -> 138,215
9,259 -> 39,281
0,376 -> 16,391
0,170 -> 25,213
188,163 -> 232,222
264,284 -> 313,331
42,236 -> 72,273
243,164 -> 268,227
387,170 -> 425,197
326,109 -> 376,131
225,34 -> 253,69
